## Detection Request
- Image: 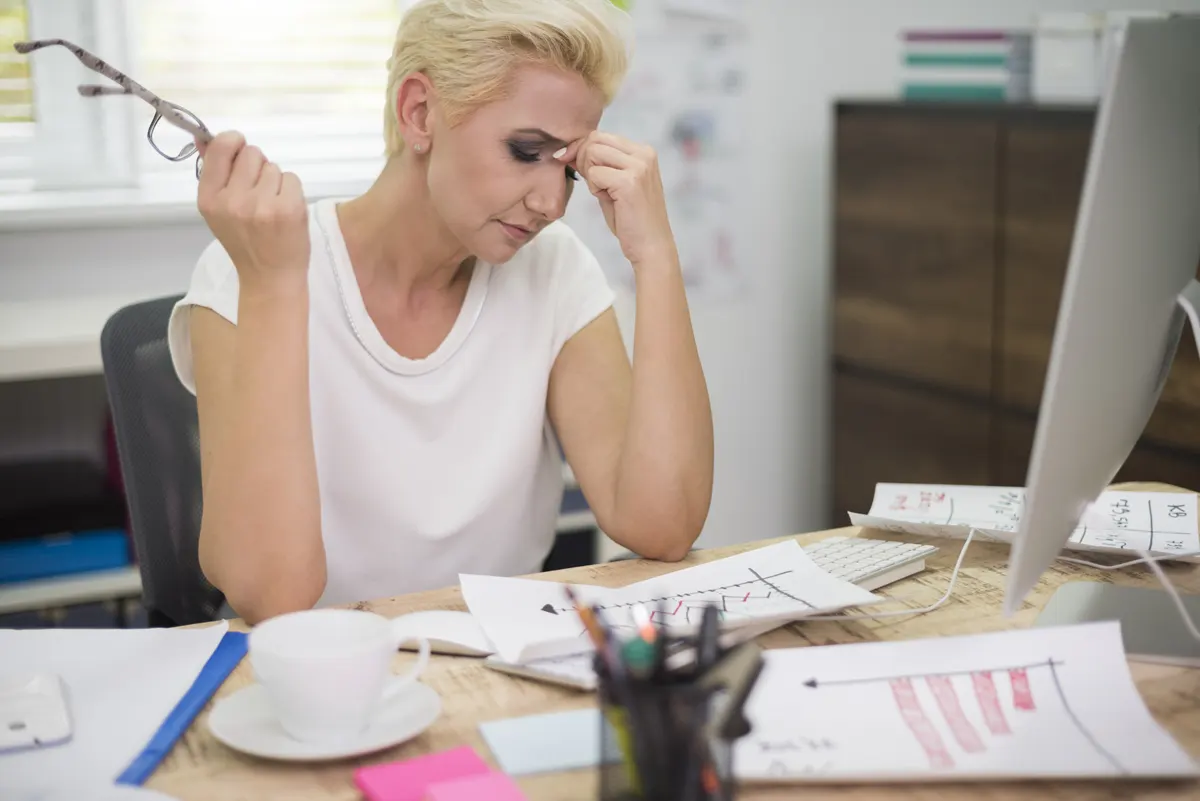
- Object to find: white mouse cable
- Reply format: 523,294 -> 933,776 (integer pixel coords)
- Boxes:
798,528 -> 979,622
799,532 -> 1200,636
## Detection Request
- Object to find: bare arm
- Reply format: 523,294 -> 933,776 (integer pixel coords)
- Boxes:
192,291 -> 323,623
549,286 -> 712,561
549,132 -> 714,561
191,131 -> 324,623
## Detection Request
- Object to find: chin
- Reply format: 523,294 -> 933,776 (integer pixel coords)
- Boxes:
472,234 -> 528,266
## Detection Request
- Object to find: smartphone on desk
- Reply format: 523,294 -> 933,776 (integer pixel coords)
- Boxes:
0,672 -> 73,754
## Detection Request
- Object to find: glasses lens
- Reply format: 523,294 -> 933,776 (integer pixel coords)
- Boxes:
147,103 -> 202,162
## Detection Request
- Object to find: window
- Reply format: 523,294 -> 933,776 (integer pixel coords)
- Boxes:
7,0 -> 408,194
0,0 -> 33,185
128,0 -> 404,178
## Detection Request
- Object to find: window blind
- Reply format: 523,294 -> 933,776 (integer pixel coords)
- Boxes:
128,0 -> 404,176
0,0 -> 33,182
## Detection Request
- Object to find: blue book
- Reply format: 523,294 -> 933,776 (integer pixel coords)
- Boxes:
0,529 -> 131,583
115,630 -> 249,785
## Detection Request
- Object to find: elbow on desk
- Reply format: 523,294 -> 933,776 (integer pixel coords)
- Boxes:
198,529 -> 327,626
213,573 -> 327,626
604,508 -> 705,563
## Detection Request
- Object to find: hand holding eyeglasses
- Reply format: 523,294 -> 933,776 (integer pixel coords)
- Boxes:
13,38 -> 311,290
196,132 -> 312,293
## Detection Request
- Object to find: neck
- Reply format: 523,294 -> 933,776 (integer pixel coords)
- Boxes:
336,154 -> 471,294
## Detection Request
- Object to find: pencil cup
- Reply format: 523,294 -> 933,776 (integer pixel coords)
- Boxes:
596,667 -> 737,801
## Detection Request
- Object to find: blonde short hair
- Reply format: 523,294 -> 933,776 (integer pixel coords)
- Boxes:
384,0 -> 632,155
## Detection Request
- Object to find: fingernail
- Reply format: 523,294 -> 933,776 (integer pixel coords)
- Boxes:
553,147 -> 568,159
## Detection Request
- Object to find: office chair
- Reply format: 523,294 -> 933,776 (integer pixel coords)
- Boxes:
100,294 -> 224,627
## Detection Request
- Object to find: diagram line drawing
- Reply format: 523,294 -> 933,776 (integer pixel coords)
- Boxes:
645,595 -> 770,625
928,676 -> 984,753
747,568 -> 813,608
799,659 -> 1065,689
971,672 -> 1011,735
542,569 -> 810,616
769,657 -> 1127,776
920,520 -> 1184,538
892,677 -> 955,768
1047,660 -> 1126,774
1009,668 -> 1035,710
1148,499 -> 1155,552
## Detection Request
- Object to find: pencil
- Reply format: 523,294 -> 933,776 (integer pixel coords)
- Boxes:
563,584 -> 607,652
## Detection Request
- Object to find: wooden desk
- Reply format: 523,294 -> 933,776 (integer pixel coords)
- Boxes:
148,483 -> 1200,800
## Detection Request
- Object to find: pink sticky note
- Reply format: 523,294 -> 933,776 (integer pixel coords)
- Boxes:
353,746 -> 492,801
424,771 -> 528,801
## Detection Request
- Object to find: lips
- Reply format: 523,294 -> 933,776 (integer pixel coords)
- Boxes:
499,221 -> 533,241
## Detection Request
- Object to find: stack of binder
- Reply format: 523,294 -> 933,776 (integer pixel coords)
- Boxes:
900,29 -> 1033,102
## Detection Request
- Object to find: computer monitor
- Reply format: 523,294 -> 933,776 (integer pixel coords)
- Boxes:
1004,14 -> 1200,617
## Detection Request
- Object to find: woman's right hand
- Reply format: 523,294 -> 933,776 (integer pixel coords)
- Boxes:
195,131 -> 311,292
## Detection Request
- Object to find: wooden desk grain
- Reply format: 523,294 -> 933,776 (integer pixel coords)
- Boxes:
148,483 -> 1200,800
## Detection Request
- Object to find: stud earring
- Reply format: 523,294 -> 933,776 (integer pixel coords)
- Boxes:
414,143 -> 424,153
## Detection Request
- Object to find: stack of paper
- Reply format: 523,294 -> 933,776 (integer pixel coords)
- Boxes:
0,622 -> 230,799
850,483 -> 1200,561
734,621 -> 1198,782
461,541 -> 881,664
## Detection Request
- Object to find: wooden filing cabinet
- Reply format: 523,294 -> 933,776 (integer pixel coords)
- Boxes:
831,100 -> 1200,524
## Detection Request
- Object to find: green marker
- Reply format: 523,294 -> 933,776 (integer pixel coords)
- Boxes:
622,635 -> 657,678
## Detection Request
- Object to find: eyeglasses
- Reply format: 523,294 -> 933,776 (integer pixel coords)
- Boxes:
12,38 -> 213,178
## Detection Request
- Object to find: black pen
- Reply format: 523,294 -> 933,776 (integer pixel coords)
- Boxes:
697,603 -> 720,675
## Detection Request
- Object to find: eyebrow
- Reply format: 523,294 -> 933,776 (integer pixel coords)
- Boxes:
511,128 -> 568,146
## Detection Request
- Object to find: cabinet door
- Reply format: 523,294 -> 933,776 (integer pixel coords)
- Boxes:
997,414 -> 1200,494
1001,115 -> 1200,452
1147,297 -> 1200,452
833,369 -> 993,526
833,107 -> 998,398
998,115 -> 1093,412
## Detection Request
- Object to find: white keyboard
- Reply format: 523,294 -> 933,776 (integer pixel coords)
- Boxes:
805,536 -> 938,591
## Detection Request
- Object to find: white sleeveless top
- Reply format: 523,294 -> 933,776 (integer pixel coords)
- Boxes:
167,198 -> 615,607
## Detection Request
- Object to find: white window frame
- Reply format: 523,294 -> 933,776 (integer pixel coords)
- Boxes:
10,0 -> 403,197
25,0 -> 137,190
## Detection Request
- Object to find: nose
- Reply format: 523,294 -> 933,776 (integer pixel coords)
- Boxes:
525,167 -> 571,222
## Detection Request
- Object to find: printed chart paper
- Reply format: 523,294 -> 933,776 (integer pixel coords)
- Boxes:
736,621 -> 1199,782
849,483 -> 1200,561
461,541 -> 880,663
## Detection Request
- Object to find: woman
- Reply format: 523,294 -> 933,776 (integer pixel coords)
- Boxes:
168,0 -> 714,625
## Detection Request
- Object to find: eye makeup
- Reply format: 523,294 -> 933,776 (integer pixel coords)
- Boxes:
505,137 -> 580,181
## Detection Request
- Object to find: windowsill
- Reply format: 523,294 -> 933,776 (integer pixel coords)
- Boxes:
0,160 -> 384,232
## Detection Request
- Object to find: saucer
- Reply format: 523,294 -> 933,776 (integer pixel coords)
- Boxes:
207,682 -> 441,761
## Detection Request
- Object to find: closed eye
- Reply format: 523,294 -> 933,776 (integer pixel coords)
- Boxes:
508,141 -> 580,182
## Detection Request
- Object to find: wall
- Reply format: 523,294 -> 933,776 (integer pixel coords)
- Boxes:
1,0 -> 1195,550
679,0 -> 1194,547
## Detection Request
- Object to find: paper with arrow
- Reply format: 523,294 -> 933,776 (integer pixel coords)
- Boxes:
735,621 -> 1199,782
459,540 -> 880,663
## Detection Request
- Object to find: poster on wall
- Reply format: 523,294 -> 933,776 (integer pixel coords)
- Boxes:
565,0 -> 749,300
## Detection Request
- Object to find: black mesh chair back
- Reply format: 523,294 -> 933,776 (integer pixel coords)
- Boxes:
101,294 -> 223,626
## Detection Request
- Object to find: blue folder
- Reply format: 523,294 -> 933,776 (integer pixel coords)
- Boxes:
116,630 -> 249,785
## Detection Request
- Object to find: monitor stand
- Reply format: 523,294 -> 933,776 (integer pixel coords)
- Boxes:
1034,581 -> 1200,667
1033,279 -> 1200,667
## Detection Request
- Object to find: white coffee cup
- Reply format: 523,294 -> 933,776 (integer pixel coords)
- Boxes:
248,608 -> 431,744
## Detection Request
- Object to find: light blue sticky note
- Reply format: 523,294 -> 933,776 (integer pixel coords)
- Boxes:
478,708 -> 619,775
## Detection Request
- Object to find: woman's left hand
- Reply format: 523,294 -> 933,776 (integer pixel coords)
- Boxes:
566,132 -> 677,267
